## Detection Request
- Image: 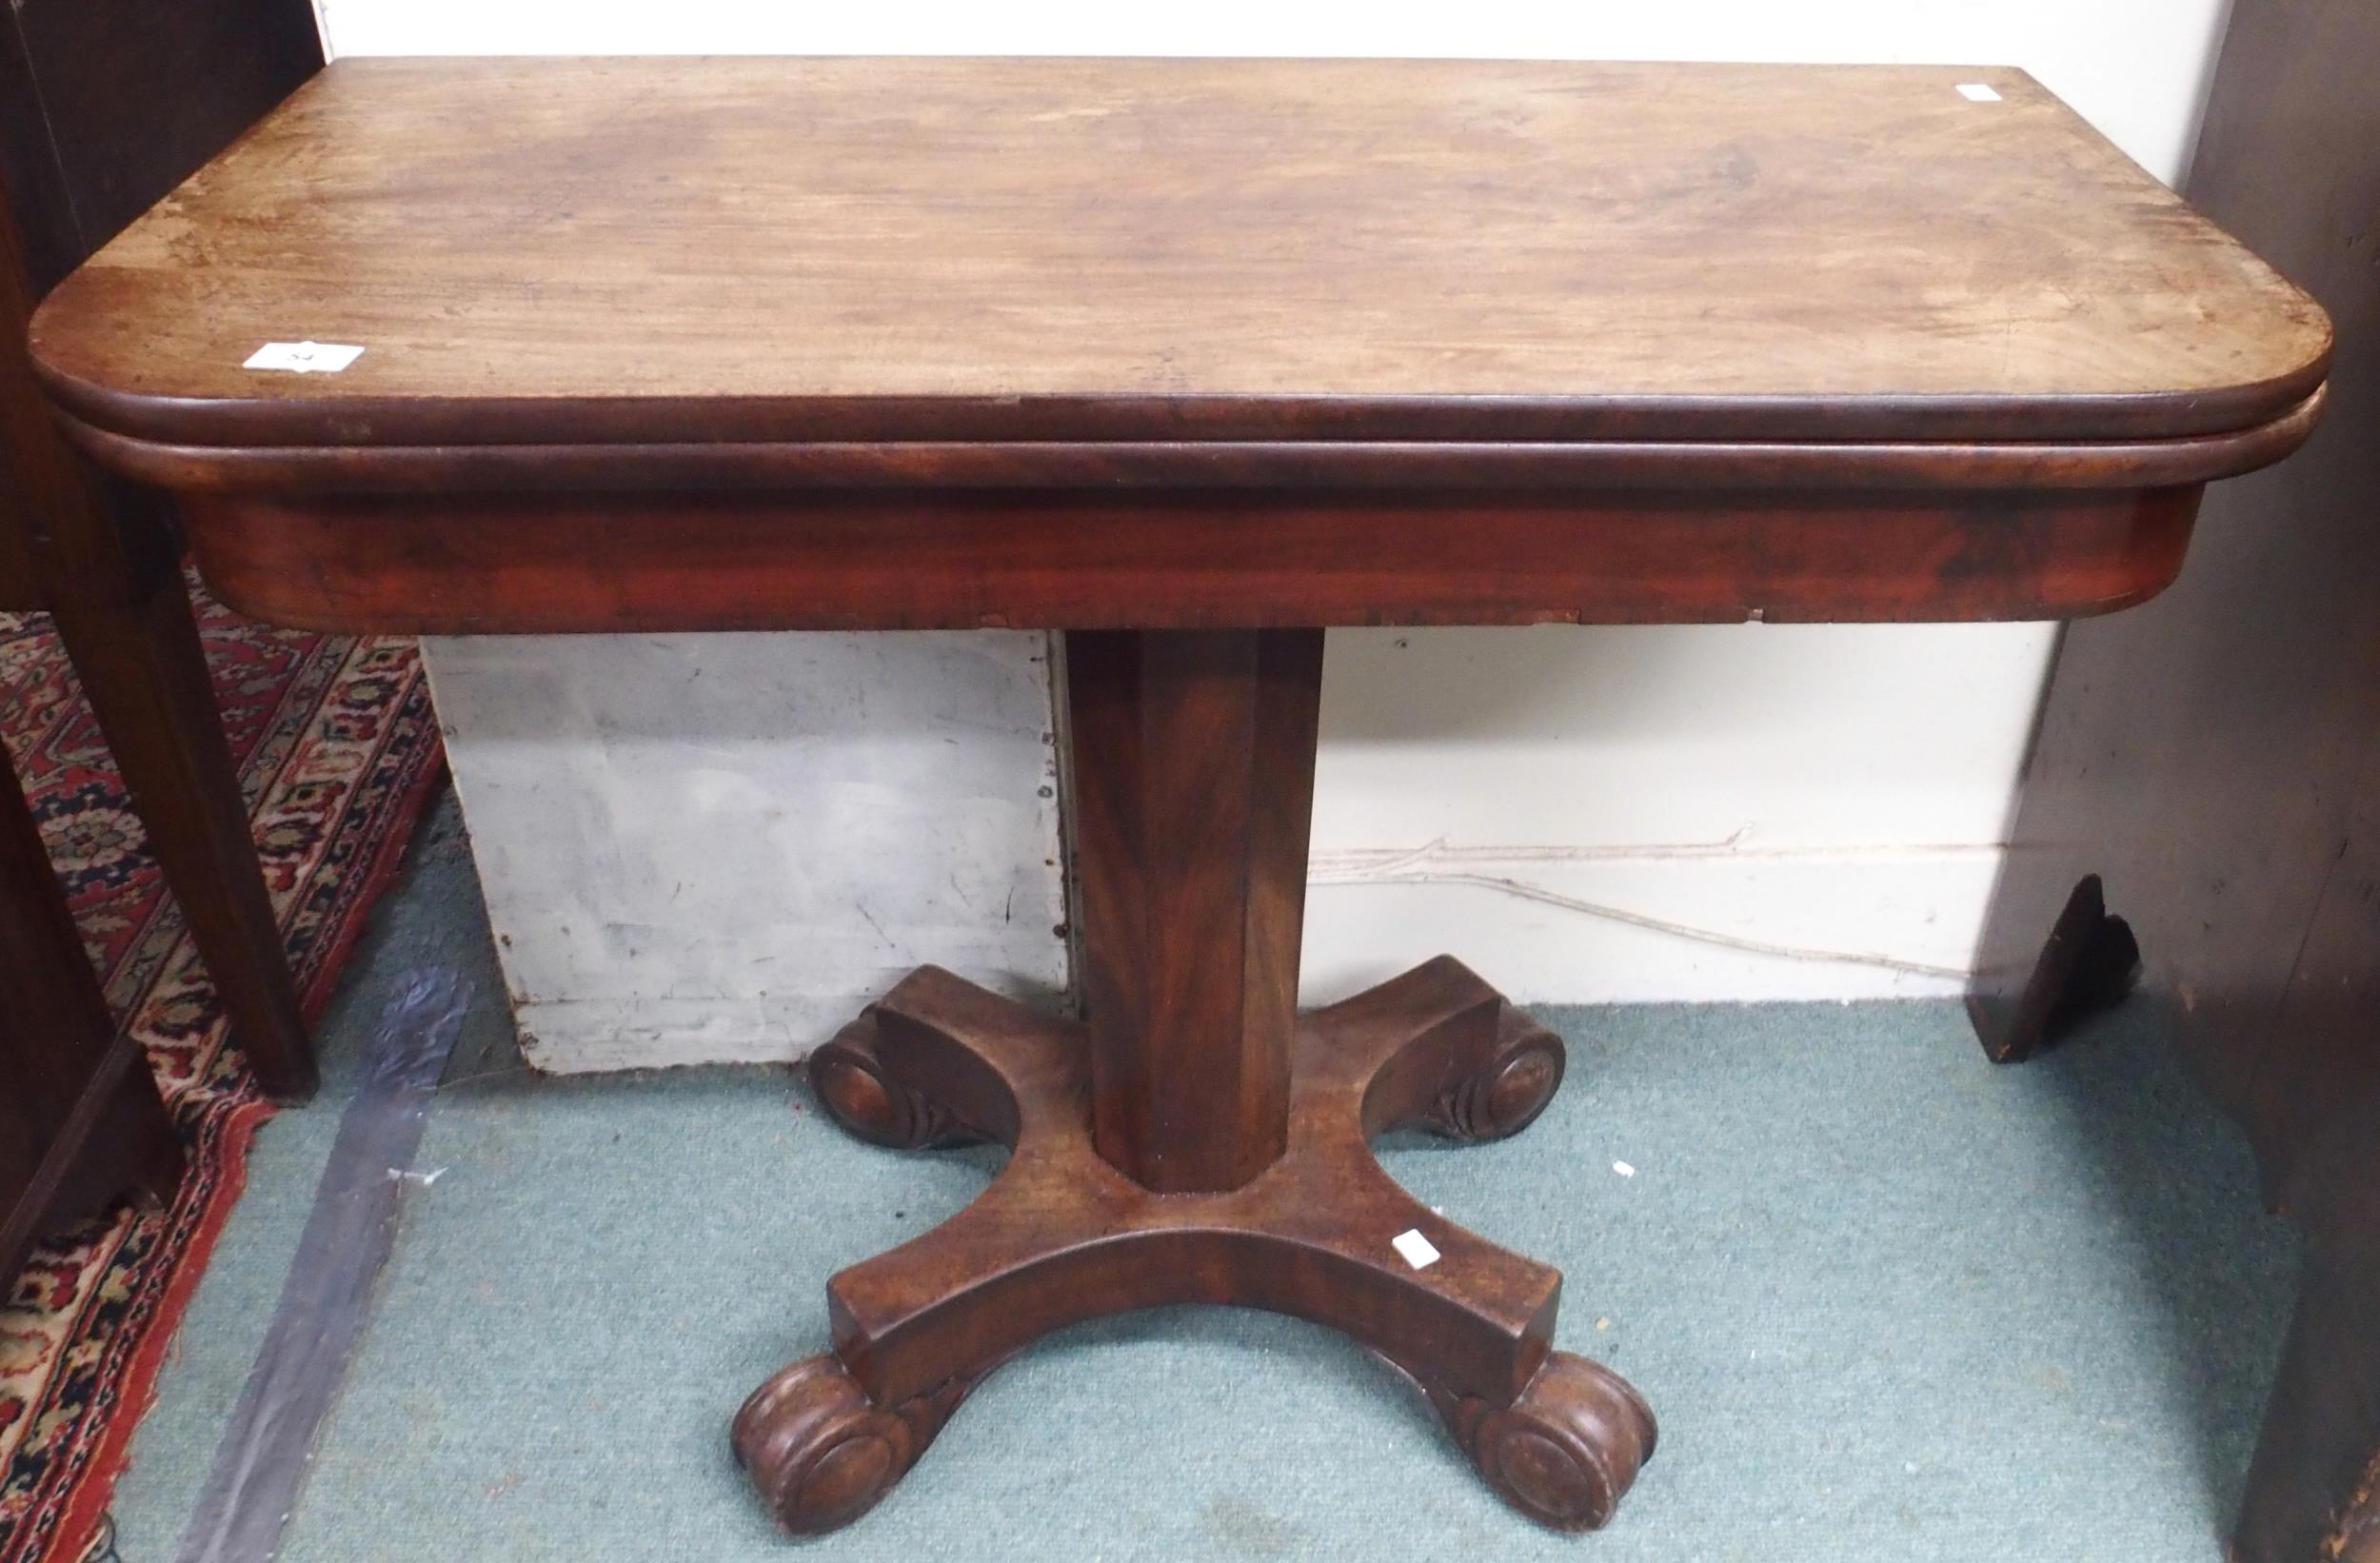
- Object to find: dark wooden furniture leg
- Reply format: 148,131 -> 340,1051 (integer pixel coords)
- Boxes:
35,494 -> 318,1102
734,630 -> 1656,1534
1,737 -> 183,1286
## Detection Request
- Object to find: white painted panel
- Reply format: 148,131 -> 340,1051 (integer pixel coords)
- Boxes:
1301,623 -> 2053,1003
422,635 -> 1068,1073
348,2 -> 2230,1063
1304,850 -> 1996,1005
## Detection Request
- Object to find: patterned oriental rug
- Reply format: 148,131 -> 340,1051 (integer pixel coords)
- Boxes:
0,579 -> 443,1563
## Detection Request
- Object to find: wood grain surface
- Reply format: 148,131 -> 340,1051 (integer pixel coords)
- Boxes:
172,485 -> 2204,635
28,56 -> 2331,461
1066,629 -> 1321,1191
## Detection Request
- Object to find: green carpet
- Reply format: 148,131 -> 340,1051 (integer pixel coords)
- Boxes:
103,793 -> 2297,1562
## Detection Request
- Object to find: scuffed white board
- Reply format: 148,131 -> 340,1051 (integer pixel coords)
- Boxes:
420,632 -> 1068,1073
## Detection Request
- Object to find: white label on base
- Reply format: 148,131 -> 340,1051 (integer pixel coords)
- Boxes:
1955,83 -> 2002,102
1392,1228 -> 1441,1270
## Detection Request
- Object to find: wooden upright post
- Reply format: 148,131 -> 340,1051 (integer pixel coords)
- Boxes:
1061,629 -> 1323,1193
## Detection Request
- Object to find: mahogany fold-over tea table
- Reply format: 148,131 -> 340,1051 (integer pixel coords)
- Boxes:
27,58 -> 2329,1536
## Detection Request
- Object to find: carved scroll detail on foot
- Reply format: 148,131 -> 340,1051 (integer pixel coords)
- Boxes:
1423,1006 -> 1567,1143
731,1355 -> 978,1534
1426,1353 -> 1657,1532
808,1011 -> 968,1150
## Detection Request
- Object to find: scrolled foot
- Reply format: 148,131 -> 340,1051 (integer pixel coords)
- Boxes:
731,1355 -> 973,1534
1429,1353 -> 1657,1532
1425,1004 -> 1567,1143
807,1010 -> 971,1150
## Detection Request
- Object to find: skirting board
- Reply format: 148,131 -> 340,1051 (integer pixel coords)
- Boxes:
499,846 -> 1992,1072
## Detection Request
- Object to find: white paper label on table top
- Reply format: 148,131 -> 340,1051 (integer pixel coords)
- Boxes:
243,341 -> 366,373
1955,84 -> 2003,102
1391,1229 -> 1441,1270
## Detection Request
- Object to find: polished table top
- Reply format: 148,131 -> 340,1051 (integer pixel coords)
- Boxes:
18,58 -> 2333,639
30,57 -> 2330,484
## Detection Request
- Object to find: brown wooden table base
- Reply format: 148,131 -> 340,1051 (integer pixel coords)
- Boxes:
732,630 -> 1655,1535
734,960 -> 1653,1535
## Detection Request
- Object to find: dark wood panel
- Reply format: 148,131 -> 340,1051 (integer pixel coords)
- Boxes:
1969,0 -> 2380,1556
0,735 -> 182,1288
0,744 -> 102,1152
2236,710 -> 2380,1563
1971,1 -> 2380,1178
0,490 -> 31,608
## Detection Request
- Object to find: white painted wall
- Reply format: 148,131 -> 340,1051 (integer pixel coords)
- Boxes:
350,2 -> 2234,1066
